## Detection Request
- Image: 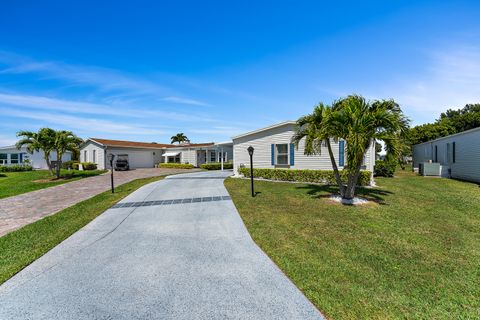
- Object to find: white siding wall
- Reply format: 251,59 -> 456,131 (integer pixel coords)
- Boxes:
233,123 -> 375,175
412,144 -> 432,168
80,142 -> 105,169
0,146 -> 71,169
413,128 -> 480,183
182,149 -> 197,166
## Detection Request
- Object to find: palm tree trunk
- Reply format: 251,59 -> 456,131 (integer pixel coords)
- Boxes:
326,139 -> 345,197
344,162 -> 363,200
44,152 -> 54,176
55,152 -> 62,179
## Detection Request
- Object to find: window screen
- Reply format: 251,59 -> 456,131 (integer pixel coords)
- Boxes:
276,144 -> 288,165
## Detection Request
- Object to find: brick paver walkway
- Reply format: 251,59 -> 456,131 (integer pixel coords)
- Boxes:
0,168 -> 198,237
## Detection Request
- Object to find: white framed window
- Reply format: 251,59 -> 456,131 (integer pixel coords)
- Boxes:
10,153 -> 19,164
276,144 -> 289,165
84,150 -> 88,162
92,150 -> 96,163
0,153 -> 7,165
210,151 -> 216,162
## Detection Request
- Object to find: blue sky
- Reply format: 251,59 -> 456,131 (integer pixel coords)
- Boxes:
1,1 -> 479,145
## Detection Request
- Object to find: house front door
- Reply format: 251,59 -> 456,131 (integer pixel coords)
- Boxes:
197,150 -> 206,166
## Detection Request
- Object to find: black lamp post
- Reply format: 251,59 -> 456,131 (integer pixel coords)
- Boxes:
247,146 -> 255,197
108,153 -> 115,193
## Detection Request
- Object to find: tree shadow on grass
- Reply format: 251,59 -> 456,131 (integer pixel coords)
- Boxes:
0,173 -> 6,178
296,184 -> 394,205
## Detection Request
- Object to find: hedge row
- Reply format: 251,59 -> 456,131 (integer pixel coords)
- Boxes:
61,169 -> 106,178
200,162 -> 233,170
374,160 -> 396,177
159,163 -> 195,169
238,167 -> 371,186
71,162 -> 97,170
0,164 -> 33,172
61,160 -> 79,169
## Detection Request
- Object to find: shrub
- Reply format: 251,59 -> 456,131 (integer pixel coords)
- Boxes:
0,164 -> 33,172
374,160 -> 396,177
159,163 -> 195,169
61,160 -> 80,170
238,167 -> 371,186
61,169 -> 107,178
81,162 -> 97,170
200,162 -> 233,170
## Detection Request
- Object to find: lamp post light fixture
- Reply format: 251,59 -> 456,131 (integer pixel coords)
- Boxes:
247,146 -> 255,197
108,153 -> 115,193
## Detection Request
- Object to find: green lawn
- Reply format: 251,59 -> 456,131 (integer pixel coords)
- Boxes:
0,175 -> 165,285
0,169 -> 107,199
225,171 -> 480,319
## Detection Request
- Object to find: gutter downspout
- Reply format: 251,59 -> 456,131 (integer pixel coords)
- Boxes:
221,147 -> 224,171
104,147 -> 108,170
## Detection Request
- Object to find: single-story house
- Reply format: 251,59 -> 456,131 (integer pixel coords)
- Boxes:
412,127 -> 480,183
80,138 -> 233,170
232,121 -> 376,175
0,145 -> 72,169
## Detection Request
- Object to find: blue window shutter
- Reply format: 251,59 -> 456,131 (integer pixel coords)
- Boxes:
339,140 -> 345,167
271,144 -> 275,165
452,142 -> 456,163
289,143 -> 295,166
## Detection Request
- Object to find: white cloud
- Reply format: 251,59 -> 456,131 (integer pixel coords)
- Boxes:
161,96 -> 210,107
0,134 -> 17,146
0,108 -> 167,135
370,45 -> 480,124
0,93 -> 115,115
0,92 -> 218,123
0,51 -> 172,97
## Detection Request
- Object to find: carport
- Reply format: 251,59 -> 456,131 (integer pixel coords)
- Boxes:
163,151 -> 181,163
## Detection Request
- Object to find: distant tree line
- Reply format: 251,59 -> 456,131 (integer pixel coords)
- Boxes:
408,104 -> 480,145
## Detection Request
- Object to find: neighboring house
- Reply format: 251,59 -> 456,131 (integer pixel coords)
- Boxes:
232,121 -> 376,175
80,138 -> 233,169
0,145 -> 72,169
412,127 -> 480,183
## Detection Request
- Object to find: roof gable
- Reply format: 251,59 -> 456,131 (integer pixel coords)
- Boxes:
232,121 -> 296,140
89,138 -> 172,149
87,138 -> 215,150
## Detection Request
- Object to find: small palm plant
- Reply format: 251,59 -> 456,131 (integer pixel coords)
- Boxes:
292,95 -> 409,202
171,133 -> 189,144
53,130 -> 83,178
16,128 -> 56,175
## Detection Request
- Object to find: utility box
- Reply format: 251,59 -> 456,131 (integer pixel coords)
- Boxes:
419,162 -> 440,176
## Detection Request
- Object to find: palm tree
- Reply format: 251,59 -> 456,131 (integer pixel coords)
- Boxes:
16,128 -> 56,175
292,95 -> 409,202
53,130 -> 83,178
170,133 -> 189,144
292,103 -> 345,191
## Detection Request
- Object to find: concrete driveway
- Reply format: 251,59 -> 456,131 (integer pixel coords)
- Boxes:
0,170 -> 323,320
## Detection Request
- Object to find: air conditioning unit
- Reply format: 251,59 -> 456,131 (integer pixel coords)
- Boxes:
419,162 -> 440,176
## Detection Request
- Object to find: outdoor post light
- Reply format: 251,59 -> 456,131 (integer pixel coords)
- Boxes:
108,153 -> 115,193
247,146 -> 255,197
